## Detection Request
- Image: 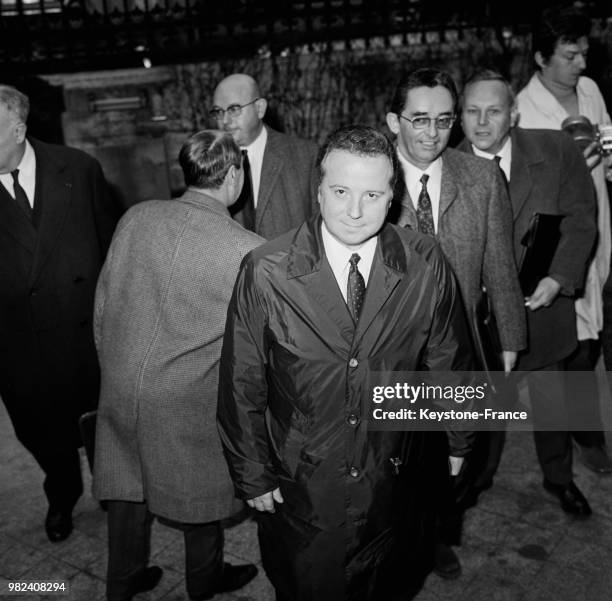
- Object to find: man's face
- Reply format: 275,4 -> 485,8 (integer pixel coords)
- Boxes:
461,80 -> 516,154
318,149 -> 393,250
386,85 -> 454,170
538,36 -> 588,89
0,104 -> 25,173
212,81 -> 265,147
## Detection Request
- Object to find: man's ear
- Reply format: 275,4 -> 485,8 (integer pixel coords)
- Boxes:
534,51 -> 546,70
386,112 -> 400,135
255,97 -> 268,120
14,122 -> 27,144
510,105 -> 520,128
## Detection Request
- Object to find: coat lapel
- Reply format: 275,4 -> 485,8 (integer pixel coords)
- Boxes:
256,127 -> 284,231
509,129 -> 540,220
28,140 -> 72,287
354,226 -> 405,342
287,219 -> 356,347
0,181 -> 37,253
439,151 -> 460,220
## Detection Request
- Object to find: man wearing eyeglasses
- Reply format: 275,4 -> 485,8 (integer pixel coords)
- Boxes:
211,73 -> 318,239
385,67 -> 526,579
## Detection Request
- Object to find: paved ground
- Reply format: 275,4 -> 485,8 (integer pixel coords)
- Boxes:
1,373 -> 612,601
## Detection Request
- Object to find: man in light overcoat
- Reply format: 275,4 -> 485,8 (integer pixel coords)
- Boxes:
93,130 -> 261,601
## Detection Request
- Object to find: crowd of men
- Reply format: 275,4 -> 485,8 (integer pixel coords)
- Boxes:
1,5 -> 612,601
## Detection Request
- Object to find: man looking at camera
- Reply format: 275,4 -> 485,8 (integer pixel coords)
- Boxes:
218,124 -> 474,601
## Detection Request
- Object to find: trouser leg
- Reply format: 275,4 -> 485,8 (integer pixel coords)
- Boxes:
528,365 -> 572,485
564,339 -> 605,448
106,500 -> 153,601
183,521 -> 223,599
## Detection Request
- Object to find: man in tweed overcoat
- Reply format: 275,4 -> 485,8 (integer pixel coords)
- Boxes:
93,131 -> 261,601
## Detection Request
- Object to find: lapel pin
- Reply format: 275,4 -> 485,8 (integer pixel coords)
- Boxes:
389,457 -> 403,475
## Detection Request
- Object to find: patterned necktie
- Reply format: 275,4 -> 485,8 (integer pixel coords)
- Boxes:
416,173 -> 435,235
234,149 -> 256,231
10,169 -> 32,220
347,253 -> 365,322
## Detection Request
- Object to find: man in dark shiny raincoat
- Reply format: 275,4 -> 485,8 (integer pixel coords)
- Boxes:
218,125 -> 474,601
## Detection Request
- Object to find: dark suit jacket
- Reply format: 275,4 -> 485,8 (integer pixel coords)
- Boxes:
231,126 -> 319,240
0,138 -> 117,445
457,128 -> 597,369
390,147 -> 526,352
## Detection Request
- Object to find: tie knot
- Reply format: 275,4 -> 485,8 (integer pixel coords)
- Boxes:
349,253 -> 361,268
493,155 -> 502,165
420,173 -> 429,187
11,169 -> 20,183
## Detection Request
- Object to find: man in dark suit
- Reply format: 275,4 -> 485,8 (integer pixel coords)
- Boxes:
385,68 -> 526,578
458,70 -> 597,516
211,73 -> 318,239
0,85 -> 118,542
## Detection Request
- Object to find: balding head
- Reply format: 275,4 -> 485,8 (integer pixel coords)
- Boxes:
211,73 -> 267,147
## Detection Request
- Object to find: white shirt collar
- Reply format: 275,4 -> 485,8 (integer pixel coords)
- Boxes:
0,139 -> 36,207
321,221 -> 378,302
396,152 -> 442,232
471,136 -> 512,181
241,125 -> 267,207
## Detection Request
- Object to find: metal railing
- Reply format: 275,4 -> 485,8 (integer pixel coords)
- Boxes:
1,0 -> 609,74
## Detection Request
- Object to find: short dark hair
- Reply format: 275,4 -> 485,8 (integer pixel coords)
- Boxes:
389,68 -> 459,115
0,85 -> 29,123
532,6 -> 591,63
179,130 -> 242,189
461,69 -> 516,107
316,124 -> 399,191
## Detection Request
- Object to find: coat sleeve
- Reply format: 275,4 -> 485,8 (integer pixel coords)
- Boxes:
482,166 -> 527,351
421,245 -> 475,457
217,254 -> 278,500
548,136 -> 597,294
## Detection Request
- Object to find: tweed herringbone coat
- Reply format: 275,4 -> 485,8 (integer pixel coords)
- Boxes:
390,147 -> 526,352
93,190 -> 263,523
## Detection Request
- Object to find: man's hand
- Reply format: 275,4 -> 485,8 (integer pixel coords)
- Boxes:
449,456 -> 464,476
584,140 -> 602,171
246,488 -> 284,513
525,277 -> 561,311
501,350 -> 517,374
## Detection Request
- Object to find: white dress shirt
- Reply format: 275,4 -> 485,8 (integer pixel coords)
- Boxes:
472,137 -> 512,181
0,140 -> 36,207
241,126 -> 267,207
397,152 -> 442,232
321,222 -> 377,303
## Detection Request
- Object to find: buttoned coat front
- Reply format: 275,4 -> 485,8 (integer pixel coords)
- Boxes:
93,190 -> 263,523
231,126 -> 319,239
390,147 -> 526,353
0,138 -> 116,451
457,128 -> 596,369
218,218 -> 474,600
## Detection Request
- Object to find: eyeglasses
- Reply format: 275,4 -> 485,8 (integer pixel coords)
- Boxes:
399,114 -> 456,130
209,98 -> 259,120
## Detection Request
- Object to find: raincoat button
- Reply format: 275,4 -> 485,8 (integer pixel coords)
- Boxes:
347,414 -> 359,426
348,358 -> 358,368
349,466 -> 359,478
